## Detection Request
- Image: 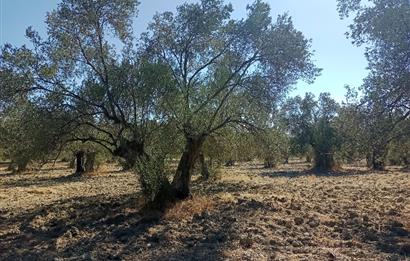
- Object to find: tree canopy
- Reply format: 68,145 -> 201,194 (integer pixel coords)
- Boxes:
1,0 -> 408,203
337,0 -> 410,169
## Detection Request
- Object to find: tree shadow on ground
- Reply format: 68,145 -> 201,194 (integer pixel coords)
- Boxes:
0,167 -> 131,189
145,197 -> 274,261
43,165 -> 72,172
193,179 -> 272,196
241,160 -> 310,169
258,168 -> 385,179
98,169 -> 126,175
0,188 -> 245,260
0,192 -> 148,260
1,171 -> 274,261
334,213 -> 410,258
0,173 -> 84,189
0,171 -> 20,178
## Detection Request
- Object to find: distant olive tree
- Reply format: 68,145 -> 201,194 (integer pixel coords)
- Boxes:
255,127 -> 290,168
282,93 -> 340,171
336,84 -> 410,170
0,98 -> 67,172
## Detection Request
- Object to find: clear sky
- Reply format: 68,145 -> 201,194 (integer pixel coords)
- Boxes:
0,0 -> 368,102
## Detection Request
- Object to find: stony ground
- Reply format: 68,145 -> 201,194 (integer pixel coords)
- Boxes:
0,161 -> 409,260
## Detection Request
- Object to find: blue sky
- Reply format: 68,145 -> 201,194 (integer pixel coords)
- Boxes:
0,0 -> 368,102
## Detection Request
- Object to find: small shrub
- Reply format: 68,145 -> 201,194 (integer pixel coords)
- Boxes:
8,156 -> 30,173
135,155 -> 171,204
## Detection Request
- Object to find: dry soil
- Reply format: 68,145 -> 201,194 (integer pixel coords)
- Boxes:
0,161 -> 409,260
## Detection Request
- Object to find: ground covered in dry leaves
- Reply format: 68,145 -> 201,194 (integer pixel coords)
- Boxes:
0,161 -> 409,260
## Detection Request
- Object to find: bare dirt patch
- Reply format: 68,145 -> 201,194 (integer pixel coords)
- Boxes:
0,161 -> 409,260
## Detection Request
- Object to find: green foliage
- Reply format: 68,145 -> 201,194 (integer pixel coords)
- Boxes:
282,93 -> 340,170
1,0 -> 322,199
143,0 -> 320,175
387,138 -> 410,166
335,104 -> 367,163
255,127 -> 290,168
0,0 -> 172,171
311,118 -> 338,170
202,128 -> 261,166
336,85 -> 409,170
61,141 -> 111,171
0,98 -> 66,171
337,0 -> 410,169
135,155 -> 170,203
202,124 -> 291,169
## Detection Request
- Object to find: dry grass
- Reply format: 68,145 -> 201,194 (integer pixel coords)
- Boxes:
26,187 -> 55,194
0,162 -> 138,212
164,195 -> 214,222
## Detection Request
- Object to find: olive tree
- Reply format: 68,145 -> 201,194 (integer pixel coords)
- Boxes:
0,97 -> 68,172
337,0 -> 410,169
282,93 -> 340,171
387,134 -> 410,167
143,0 -> 320,198
335,102 -> 368,163
0,0 -> 171,170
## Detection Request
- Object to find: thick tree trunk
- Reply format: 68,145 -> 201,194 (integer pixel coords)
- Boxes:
7,158 -> 30,173
172,137 -> 204,199
84,152 -> 96,172
199,152 -> 210,180
75,151 -> 85,175
366,151 -> 385,171
284,156 -> 289,164
313,150 -> 335,171
264,160 -> 275,168
366,154 -> 372,168
264,156 -> 275,168
113,140 -> 145,170
7,161 -> 25,173
372,159 -> 384,170
21,160 -> 30,171
225,159 -> 235,166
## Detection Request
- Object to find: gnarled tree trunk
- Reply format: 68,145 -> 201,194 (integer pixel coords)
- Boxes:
113,139 -> 145,170
84,152 -> 96,172
366,150 -> 385,171
8,158 -> 29,173
283,156 -> 289,164
313,150 -> 335,171
264,159 -> 275,168
172,136 -> 204,199
402,156 -> 409,169
199,152 -> 210,180
225,159 -> 235,166
75,151 -> 85,175
7,162 -> 15,172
